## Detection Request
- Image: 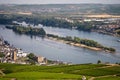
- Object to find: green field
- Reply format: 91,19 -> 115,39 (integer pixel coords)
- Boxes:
95,76 -> 120,80
0,63 -> 120,80
4,72 -> 82,80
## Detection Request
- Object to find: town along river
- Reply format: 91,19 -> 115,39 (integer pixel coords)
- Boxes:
0,24 -> 120,64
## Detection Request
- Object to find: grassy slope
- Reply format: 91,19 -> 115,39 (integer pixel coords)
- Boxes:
5,72 -> 82,80
95,76 -> 120,80
0,63 -> 120,80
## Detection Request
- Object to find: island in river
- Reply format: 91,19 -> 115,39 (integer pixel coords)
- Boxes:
46,34 -> 115,53
5,25 -> 46,37
5,25 -> 116,53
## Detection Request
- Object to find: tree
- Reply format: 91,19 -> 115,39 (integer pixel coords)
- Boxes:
6,26 -> 46,36
27,53 -> 36,60
74,37 -> 80,43
0,52 -> 5,58
65,36 -> 73,41
97,60 -> 101,64
27,53 -> 36,65
4,40 -> 10,45
39,28 -> 46,36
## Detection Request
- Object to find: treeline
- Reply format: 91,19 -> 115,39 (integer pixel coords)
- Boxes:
5,25 -> 46,36
0,14 -> 94,31
0,14 -> 13,24
0,14 -> 73,28
74,22 -> 94,31
47,34 -> 116,52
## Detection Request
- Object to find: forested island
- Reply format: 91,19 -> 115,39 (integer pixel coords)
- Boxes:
47,34 -> 115,52
5,25 -> 116,53
6,25 -> 46,36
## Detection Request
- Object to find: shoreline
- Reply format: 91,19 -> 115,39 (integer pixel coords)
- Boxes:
46,37 -> 102,51
91,30 -> 120,37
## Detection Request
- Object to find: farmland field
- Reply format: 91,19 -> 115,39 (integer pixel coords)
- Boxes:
0,63 -> 120,80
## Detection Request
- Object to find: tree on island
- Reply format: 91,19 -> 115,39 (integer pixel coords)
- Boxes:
6,26 -> 46,37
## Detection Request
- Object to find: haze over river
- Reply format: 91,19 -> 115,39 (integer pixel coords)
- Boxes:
0,23 -> 120,64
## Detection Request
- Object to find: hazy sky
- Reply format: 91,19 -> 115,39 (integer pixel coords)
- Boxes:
0,0 -> 120,4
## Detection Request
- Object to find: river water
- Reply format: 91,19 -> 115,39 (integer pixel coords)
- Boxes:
0,24 -> 120,64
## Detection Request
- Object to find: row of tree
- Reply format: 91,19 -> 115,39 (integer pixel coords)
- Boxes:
6,25 -> 46,36
47,34 -> 116,52
0,14 -> 95,31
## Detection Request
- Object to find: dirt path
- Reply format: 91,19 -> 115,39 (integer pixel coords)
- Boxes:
73,64 -> 120,75
88,75 -> 116,80
88,64 -> 120,80
88,77 -> 95,80
0,70 -> 5,76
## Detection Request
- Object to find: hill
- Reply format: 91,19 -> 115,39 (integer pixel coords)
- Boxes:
0,63 -> 120,80
0,4 -> 120,15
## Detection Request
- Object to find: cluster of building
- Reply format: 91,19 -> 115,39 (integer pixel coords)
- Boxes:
61,16 -> 120,35
0,38 -> 17,63
96,24 -> 119,32
0,37 -> 47,64
92,18 -> 120,35
0,37 -> 70,65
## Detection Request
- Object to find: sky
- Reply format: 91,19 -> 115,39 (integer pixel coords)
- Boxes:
0,0 -> 120,4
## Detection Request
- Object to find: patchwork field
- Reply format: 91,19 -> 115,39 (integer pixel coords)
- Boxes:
0,63 -> 120,80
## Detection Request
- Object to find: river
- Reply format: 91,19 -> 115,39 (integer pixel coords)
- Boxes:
0,24 -> 120,64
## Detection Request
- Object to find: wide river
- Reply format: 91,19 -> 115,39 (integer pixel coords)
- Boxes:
0,24 -> 120,64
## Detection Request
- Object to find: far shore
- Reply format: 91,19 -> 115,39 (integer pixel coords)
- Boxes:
46,37 -> 102,51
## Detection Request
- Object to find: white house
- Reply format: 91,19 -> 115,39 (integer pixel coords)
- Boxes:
17,52 -> 28,57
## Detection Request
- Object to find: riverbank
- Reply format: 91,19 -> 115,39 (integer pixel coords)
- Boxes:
46,33 -> 116,53
92,30 -> 120,37
46,36 -> 111,52
0,37 -> 68,65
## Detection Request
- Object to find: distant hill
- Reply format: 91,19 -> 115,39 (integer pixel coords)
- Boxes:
0,4 -> 120,15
